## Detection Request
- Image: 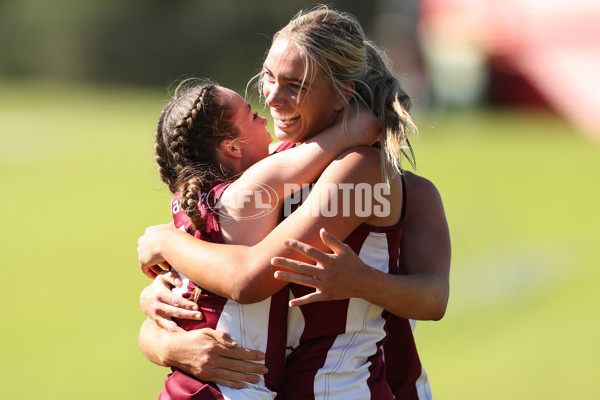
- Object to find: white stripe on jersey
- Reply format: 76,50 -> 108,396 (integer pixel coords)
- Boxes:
171,225 -> 190,297
410,318 -> 417,331
286,290 -> 305,357
416,366 -> 432,400
313,232 -> 391,399
313,297 -> 388,399
217,298 -> 277,400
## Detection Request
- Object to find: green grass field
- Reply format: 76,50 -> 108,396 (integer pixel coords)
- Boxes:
1,80 -> 599,399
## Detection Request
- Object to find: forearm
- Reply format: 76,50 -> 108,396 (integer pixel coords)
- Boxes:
139,223 -> 285,303
270,169 -> 451,319
144,150 -> 383,304
138,318 -> 268,387
155,227 -> 261,302
380,172 -> 450,320
241,140 -> 341,196
241,119 -> 374,198
138,318 -> 171,367
357,268 -> 449,320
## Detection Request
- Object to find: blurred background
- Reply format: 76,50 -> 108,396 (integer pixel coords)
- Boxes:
1,0 -> 599,399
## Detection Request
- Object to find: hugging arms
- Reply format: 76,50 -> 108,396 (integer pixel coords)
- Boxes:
138,5 -> 450,398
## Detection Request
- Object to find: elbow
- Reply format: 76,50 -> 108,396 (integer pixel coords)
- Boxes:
225,252 -> 275,304
226,254 -> 274,304
429,285 -> 449,321
229,286 -> 252,304
429,302 -> 447,321
228,280 -> 268,304
233,292 -> 263,304
231,290 -> 266,305
138,319 -> 170,367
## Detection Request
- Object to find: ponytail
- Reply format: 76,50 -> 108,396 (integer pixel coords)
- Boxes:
362,41 -> 416,180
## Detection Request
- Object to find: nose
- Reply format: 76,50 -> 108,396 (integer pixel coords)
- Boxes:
259,115 -> 268,126
264,81 -> 284,108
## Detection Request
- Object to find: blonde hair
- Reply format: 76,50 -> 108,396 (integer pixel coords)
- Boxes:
257,6 -> 416,179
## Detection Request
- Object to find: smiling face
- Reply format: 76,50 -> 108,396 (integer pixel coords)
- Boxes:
261,38 -> 345,143
220,87 -> 272,171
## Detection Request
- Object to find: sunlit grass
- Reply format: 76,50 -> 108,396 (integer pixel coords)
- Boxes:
412,109 -> 600,400
1,80 -> 598,399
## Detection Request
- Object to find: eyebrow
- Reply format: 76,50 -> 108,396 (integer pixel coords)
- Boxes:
263,65 -> 305,86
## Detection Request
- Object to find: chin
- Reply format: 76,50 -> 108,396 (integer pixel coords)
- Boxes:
275,129 -> 303,144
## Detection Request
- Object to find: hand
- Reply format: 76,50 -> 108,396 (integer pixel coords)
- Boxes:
138,223 -> 175,278
342,105 -> 380,147
271,228 -> 369,306
140,270 -> 202,332
165,328 -> 268,389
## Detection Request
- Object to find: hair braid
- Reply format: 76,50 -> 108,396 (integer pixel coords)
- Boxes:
154,81 -> 239,234
170,87 -> 209,173
155,136 -> 178,193
179,172 -> 205,232
170,88 -> 210,232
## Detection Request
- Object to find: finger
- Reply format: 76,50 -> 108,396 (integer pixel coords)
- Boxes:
282,238 -> 331,265
154,280 -> 199,311
159,261 -> 172,270
161,270 -> 182,287
155,317 -> 185,333
215,355 -> 268,375
215,346 -> 267,364
273,271 -> 320,289
157,287 -> 199,311
143,268 -> 158,279
271,257 -> 321,275
208,330 -> 237,348
210,378 -> 247,389
149,264 -> 165,276
157,304 -> 202,321
320,228 -> 349,255
212,368 -> 263,383
203,329 -> 267,363
289,291 -> 328,307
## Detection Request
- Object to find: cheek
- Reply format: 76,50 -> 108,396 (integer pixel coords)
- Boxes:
262,80 -> 274,99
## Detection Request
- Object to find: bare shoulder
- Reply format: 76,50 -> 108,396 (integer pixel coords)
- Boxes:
403,171 -> 442,200
329,146 -> 382,176
312,146 -> 389,200
402,170 -> 446,219
335,145 -> 381,161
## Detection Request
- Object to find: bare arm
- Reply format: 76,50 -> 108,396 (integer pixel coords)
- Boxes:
138,319 -> 268,389
271,171 -> 451,320
138,147 -> 391,303
220,106 -> 378,245
232,106 -> 378,200
390,171 -> 450,319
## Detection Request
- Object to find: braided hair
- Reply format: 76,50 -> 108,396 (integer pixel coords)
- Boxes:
154,81 -> 239,233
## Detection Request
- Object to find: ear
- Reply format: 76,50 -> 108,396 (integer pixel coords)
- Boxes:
219,139 -> 242,159
334,81 -> 356,111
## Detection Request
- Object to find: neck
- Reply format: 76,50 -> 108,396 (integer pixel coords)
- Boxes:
216,154 -> 243,177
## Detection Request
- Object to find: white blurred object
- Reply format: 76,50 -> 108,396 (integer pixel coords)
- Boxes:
425,39 -> 487,107
420,0 -> 600,139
